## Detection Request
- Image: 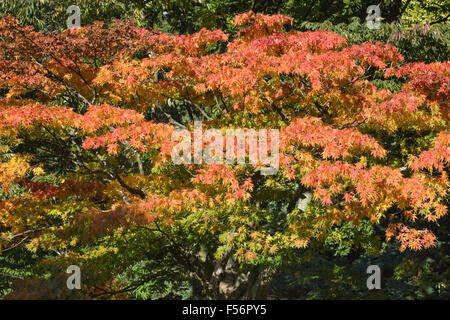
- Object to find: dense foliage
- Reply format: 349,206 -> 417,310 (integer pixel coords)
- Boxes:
0,2 -> 448,300
1,0 -> 449,32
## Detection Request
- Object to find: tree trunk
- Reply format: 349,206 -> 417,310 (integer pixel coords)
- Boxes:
202,252 -> 276,299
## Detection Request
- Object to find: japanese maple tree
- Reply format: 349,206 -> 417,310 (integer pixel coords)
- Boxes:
0,11 -> 448,299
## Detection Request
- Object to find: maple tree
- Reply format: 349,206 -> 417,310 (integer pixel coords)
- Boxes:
0,11 -> 448,299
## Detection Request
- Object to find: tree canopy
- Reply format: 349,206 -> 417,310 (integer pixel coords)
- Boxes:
0,5 -> 448,300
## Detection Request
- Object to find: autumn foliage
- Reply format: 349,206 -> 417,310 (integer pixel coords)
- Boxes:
0,11 -> 448,299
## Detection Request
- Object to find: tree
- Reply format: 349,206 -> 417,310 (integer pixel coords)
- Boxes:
0,11 -> 448,299
2,1 -> 449,34
0,0 -> 147,31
